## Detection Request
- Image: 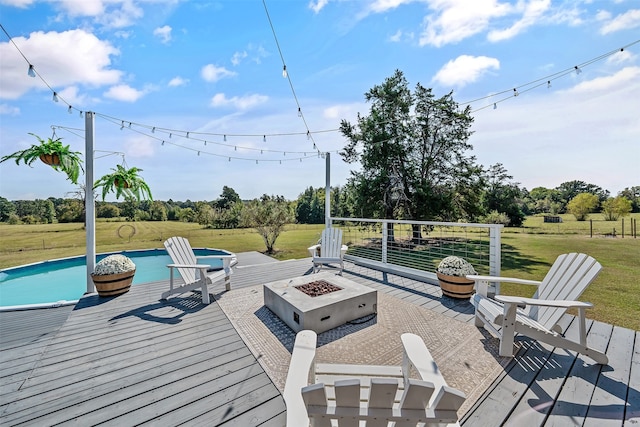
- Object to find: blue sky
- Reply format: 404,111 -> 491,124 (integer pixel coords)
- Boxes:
1,0 -> 638,202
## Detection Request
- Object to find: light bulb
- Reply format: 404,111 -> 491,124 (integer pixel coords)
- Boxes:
574,66 -> 582,75
282,65 -> 288,78
223,135 -> 227,142
228,157 -> 231,162
68,106 -> 72,114
297,108 -> 302,117
547,80 -> 551,89
204,141 -> 207,146
79,111 -> 83,118
493,103 -> 497,110
28,65 -> 36,77
513,88 -> 518,97
186,132 -> 190,138
152,127 -> 155,133
162,141 -> 165,146
120,121 -> 125,130
52,92 -> 59,102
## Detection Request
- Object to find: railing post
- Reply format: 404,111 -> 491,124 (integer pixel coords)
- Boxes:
381,220 -> 388,264
489,225 -> 502,295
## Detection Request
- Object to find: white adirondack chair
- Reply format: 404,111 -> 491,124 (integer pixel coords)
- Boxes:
283,330 -> 466,427
162,236 -> 234,304
468,252 -> 608,364
308,227 -> 348,275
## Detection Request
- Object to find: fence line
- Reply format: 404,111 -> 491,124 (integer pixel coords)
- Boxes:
329,217 -> 502,286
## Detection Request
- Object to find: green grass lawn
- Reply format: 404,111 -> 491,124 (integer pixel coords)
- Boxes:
0,218 -> 638,330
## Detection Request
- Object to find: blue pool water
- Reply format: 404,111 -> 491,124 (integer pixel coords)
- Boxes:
0,248 -> 235,307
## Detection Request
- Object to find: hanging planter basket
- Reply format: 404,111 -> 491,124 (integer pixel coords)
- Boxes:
39,153 -> 61,166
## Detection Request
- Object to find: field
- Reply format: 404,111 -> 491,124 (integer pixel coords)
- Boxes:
1,214 -> 638,330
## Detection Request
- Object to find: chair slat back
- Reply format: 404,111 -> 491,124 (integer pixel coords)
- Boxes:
320,227 -> 343,258
530,253 -> 601,328
164,236 -> 198,286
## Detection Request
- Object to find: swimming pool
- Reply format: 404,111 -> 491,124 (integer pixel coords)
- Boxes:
0,248 -> 237,308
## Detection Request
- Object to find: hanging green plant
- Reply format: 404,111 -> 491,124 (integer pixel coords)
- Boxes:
93,164 -> 153,201
0,133 -> 84,184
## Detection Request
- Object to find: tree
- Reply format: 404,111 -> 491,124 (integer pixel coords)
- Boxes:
216,186 -> 241,210
96,203 -> 120,218
619,186 -> 640,212
120,197 -> 138,221
601,196 -> 632,221
340,70 -> 481,240
555,181 -> 609,212
481,163 -> 526,227
567,193 -> 599,221
149,201 -> 168,221
241,195 -> 294,254
0,197 -> 16,222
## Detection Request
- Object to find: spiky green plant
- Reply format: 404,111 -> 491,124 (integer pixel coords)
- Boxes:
0,133 -> 84,184
93,164 -> 153,201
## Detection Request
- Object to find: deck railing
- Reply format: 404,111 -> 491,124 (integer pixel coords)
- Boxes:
329,217 -> 502,285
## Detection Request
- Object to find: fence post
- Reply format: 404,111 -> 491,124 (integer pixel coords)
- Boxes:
489,225 -> 502,295
622,218 -> 624,238
381,220 -> 388,265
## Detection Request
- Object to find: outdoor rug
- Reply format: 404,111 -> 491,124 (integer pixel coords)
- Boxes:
216,284 -> 513,416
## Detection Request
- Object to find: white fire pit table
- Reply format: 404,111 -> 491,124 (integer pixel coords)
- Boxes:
263,273 -> 377,334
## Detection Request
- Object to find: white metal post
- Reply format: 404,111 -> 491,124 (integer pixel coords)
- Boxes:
489,225 -> 502,295
381,220 -> 388,264
325,152 -> 331,229
85,111 -> 96,293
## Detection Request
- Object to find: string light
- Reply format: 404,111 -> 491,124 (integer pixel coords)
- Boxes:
297,107 -> 302,117
263,135 -> 266,142
27,64 -> 36,77
575,66 -> 582,75
513,88 -> 519,97
79,111 -> 83,118
282,65 -> 288,78
223,135 -> 227,141
68,106 -> 72,114
52,92 -> 59,102
120,121 -> 125,130
493,103 -> 497,110
547,80 -> 551,89
186,132 -> 190,138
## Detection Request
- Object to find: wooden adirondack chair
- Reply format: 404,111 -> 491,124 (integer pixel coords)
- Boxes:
283,330 -> 466,427
161,236 -> 234,304
307,227 -> 348,275
468,253 -> 608,364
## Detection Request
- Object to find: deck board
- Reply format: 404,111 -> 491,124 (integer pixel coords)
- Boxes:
1,254 -> 637,426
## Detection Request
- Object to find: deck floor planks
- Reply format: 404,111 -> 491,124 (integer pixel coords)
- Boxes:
626,332 -> 640,425
1,255 -> 637,426
583,325 -> 636,426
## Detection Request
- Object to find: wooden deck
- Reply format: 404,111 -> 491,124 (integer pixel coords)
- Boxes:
0,254 -> 638,426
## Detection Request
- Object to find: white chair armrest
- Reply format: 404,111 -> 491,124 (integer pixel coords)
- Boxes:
167,263 -> 210,269
466,275 -> 542,286
284,330 -> 318,427
341,245 -> 348,257
496,295 -> 593,308
307,244 -> 320,257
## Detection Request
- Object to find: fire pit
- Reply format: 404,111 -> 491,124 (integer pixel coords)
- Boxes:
263,273 -> 377,334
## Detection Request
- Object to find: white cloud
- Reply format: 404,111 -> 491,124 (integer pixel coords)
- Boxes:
58,0 -> 105,16
487,0 -> 550,42
168,76 -> 189,87
368,0 -> 415,14
153,25 -> 172,44
231,50 -> 248,66
126,135 -> 155,158
561,66 -> 640,96
104,84 -> 145,102
432,55 -> 500,88
309,0 -> 330,13
210,93 -> 268,110
0,103 -> 20,115
0,0 -> 34,7
600,9 -> 640,34
201,64 -> 237,82
0,29 -> 122,100
419,0 -> 512,47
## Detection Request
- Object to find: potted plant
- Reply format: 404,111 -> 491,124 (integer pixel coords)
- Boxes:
93,164 -> 153,201
0,133 -> 84,184
436,256 -> 477,299
91,254 -> 136,297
